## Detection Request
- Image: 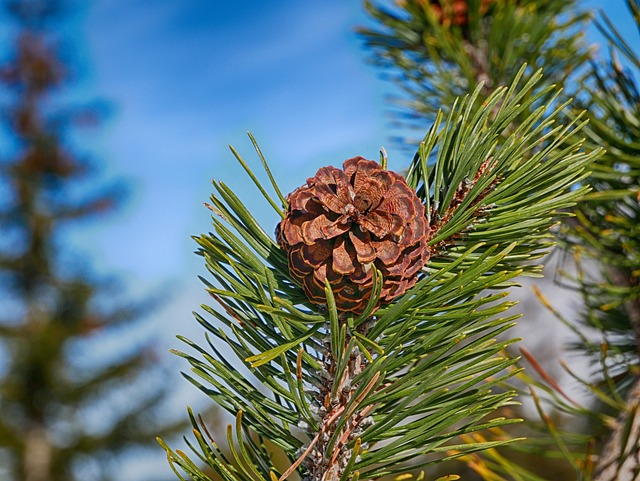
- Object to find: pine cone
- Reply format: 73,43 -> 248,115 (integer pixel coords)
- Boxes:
426,0 -> 493,27
276,157 -> 430,314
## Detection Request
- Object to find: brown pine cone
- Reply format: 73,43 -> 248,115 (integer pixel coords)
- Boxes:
276,157 -> 430,314
426,0 -> 493,27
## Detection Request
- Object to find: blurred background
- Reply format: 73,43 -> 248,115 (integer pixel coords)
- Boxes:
0,1 -> 635,480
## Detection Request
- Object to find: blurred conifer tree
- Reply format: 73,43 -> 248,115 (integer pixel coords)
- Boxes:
358,0 -> 590,146
0,1 -> 187,480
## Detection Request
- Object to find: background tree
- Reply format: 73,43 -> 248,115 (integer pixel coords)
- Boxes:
0,1 -> 186,480
357,0 -> 590,145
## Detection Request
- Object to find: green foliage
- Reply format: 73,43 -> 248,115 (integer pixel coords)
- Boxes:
448,2 -> 640,480
161,69 -> 598,481
517,3 -> 640,478
561,0 -> 640,387
358,0 -> 590,142
352,0 -> 640,479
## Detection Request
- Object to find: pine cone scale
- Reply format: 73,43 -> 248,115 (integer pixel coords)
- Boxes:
359,211 -> 403,238
314,183 -> 349,214
373,239 -> 402,265
301,216 -> 332,244
349,230 -> 376,263
320,218 -> 351,240
332,238 -> 357,275
300,240 -> 333,267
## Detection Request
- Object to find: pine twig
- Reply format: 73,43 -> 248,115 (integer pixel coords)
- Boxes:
593,376 -> 640,481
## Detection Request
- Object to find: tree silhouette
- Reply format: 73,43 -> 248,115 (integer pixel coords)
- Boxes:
0,1 -> 186,480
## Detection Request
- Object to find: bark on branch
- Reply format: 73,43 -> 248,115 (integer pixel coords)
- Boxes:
593,377 -> 640,481
594,269 -> 640,481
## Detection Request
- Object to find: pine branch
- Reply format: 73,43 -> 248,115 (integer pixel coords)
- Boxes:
593,377 -> 640,481
161,68 -> 597,481
487,3 -> 640,479
358,0 -> 591,143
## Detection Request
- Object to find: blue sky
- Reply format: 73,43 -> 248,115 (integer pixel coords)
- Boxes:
39,0 -> 640,478
81,0 -> 386,278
